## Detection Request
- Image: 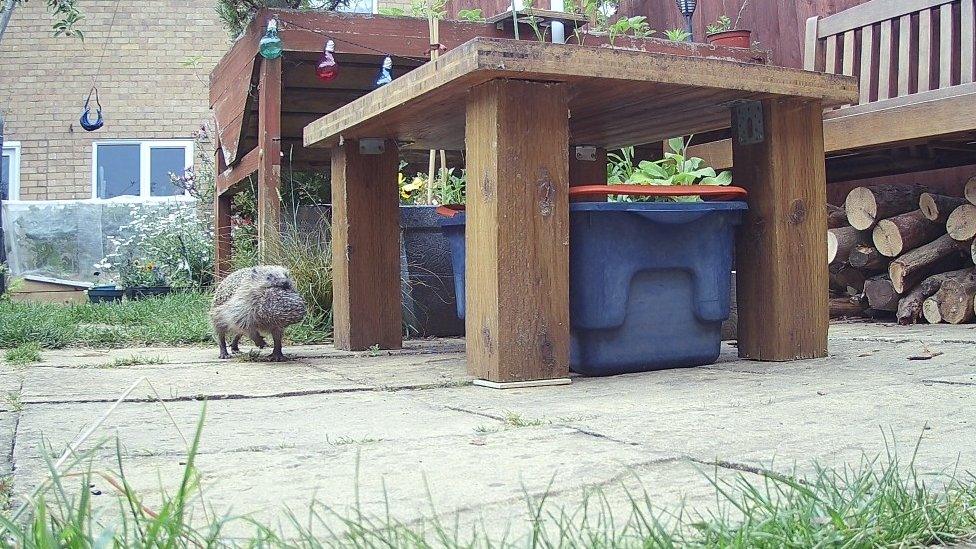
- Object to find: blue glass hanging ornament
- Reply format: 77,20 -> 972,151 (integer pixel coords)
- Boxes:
315,39 -> 338,82
79,86 -> 104,132
259,18 -> 283,59
374,56 -> 393,88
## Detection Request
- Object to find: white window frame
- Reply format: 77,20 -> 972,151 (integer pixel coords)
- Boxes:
1,140 -> 20,201
91,140 -> 194,200
337,0 -> 378,14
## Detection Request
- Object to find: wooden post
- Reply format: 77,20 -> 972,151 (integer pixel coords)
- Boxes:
732,98 -> 829,361
257,56 -> 282,262
214,140 -> 233,281
465,79 -> 570,383
330,138 -> 402,351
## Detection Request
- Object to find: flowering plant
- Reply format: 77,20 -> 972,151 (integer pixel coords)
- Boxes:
116,259 -> 168,288
96,200 -> 214,289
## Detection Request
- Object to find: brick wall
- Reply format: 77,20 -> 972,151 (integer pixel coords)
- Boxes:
0,0 -> 229,200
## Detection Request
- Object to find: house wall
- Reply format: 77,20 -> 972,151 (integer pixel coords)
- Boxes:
0,0 -> 228,201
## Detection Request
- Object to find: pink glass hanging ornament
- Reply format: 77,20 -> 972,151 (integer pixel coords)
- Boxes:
316,40 -> 338,82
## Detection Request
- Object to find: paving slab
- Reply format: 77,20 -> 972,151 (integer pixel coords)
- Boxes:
4,321 -> 976,541
33,339 -> 464,369
19,363 -> 369,403
14,425 -> 677,537
13,389 -> 493,464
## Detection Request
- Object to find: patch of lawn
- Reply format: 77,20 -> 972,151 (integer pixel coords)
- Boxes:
95,355 -> 166,369
4,342 -> 42,365
0,292 -> 331,349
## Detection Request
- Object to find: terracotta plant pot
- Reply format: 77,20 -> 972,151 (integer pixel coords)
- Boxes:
706,29 -> 752,49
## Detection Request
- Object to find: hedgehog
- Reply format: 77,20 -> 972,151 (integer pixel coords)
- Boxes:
210,265 -> 307,361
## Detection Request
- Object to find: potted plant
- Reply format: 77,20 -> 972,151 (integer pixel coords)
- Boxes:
119,259 -> 171,300
87,281 -> 124,303
705,2 -> 751,48
439,137 -> 747,376
398,166 -> 466,337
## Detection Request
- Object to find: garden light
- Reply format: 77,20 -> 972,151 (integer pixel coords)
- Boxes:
674,0 -> 696,41
259,18 -> 283,60
315,40 -> 338,82
374,56 -> 393,88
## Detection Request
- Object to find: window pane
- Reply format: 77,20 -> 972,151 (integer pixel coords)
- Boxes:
1,154 -> 9,200
337,0 -> 372,13
150,147 -> 186,197
96,144 -> 140,198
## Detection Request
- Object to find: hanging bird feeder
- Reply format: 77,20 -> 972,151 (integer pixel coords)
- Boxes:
79,87 -> 104,132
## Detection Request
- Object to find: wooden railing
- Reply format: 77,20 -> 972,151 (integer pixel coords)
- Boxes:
804,0 -> 975,106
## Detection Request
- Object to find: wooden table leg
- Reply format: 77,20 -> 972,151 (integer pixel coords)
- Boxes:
330,139 -> 402,351
732,97 -> 829,360
465,79 -> 570,383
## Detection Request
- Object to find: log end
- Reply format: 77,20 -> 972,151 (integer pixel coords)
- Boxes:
889,261 -> 906,294
946,203 -> 976,241
919,193 -> 939,221
872,219 -> 903,257
845,187 -> 877,230
827,231 -> 838,264
965,175 -> 976,206
922,297 -> 942,323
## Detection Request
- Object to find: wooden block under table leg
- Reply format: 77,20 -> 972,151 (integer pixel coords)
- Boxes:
465,79 -> 571,384
732,97 -> 829,361
330,139 -> 402,351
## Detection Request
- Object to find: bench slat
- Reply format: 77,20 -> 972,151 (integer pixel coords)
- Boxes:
963,0 -> 975,83
819,0 -> 954,37
919,8 -> 933,92
843,30 -> 856,76
879,19 -> 893,99
897,14 -> 912,95
940,3 -> 954,88
860,24 -> 875,103
804,16 -> 820,71
826,34 -> 838,74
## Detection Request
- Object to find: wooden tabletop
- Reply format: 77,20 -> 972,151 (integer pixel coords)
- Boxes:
303,38 -> 859,151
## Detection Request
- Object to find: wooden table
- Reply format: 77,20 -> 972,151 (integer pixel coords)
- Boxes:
304,38 -> 858,384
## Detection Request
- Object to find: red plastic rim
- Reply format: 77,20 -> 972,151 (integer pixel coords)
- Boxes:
569,185 -> 747,200
435,204 -> 465,217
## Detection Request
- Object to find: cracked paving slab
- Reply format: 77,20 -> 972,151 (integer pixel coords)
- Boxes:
33,339 -> 464,369
5,321 -> 976,539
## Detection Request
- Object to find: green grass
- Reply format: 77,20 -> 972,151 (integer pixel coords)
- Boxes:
4,416 -> 976,547
0,292 -> 331,350
4,341 -> 42,364
95,355 -> 165,369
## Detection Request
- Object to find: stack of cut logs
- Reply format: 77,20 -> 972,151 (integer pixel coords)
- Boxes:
828,176 -> 976,324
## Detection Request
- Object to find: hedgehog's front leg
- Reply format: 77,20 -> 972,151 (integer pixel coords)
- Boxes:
217,330 -> 232,359
268,328 -> 286,362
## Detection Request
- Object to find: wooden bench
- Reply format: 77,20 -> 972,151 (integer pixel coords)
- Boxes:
688,0 -> 976,182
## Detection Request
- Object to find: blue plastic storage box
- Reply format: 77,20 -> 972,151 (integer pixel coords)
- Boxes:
439,200 -> 747,376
